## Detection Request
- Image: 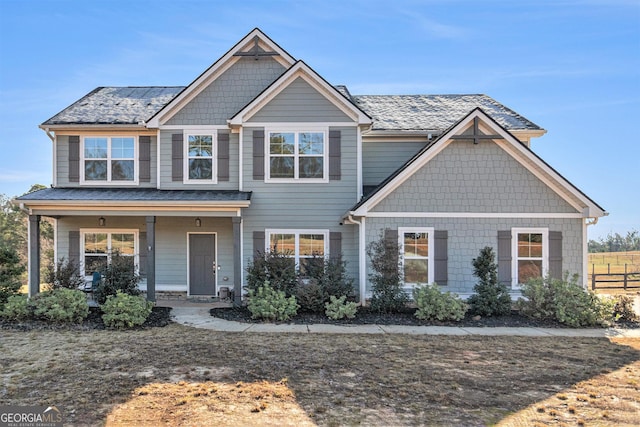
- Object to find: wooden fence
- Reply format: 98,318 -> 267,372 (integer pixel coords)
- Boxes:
591,264 -> 640,290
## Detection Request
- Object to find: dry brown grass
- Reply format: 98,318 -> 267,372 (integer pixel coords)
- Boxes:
1,324 -> 639,426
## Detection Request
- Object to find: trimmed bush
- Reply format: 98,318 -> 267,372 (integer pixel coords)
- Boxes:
325,295 -> 358,320
468,247 -> 512,317
45,257 -> 85,290
367,233 -> 409,313
101,291 -> 153,329
246,250 -> 298,297
94,252 -> 141,305
413,283 -> 466,322
247,282 -> 299,321
0,247 -> 25,307
295,280 -> 325,313
517,273 -> 614,327
0,294 -> 30,320
30,288 -> 89,323
295,254 -> 356,313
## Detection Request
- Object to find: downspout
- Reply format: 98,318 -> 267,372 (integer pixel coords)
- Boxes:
345,214 -> 367,306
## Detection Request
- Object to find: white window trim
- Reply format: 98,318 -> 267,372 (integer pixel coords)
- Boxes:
511,227 -> 548,289
183,130 -> 218,184
80,229 -> 139,278
80,136 -> 139,185
398,227 -> 435,287
265,229 -> 330,267
265,127 -> 329,183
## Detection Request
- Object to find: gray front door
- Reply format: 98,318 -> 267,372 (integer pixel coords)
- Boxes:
189,234 -> 216,296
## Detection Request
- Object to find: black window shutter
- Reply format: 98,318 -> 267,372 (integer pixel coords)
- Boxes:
69,230 -> 80,265
329,232 -> 342,260
171,133 -> 183,181
253,231 -> 266,257
497,230 -> 512,286
384,228 -> 399,267
138,232 -> 147,278
433,230 -> 448,285
218,132 -> 230,181
68,136 -> 80,182
253,130 -> 265,180
139,136 -> 151,182
329,130 -> 341,180
549,231 -> 563,280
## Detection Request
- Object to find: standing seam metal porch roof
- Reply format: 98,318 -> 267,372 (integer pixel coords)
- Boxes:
15,188 -> 252,203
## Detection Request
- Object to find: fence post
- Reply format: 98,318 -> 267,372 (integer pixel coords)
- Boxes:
624,264 -> 628,290
591,263 -> 596,290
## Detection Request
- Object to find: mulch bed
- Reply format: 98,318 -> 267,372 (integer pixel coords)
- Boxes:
210,306 -> 640,329
0,306 -> 172,331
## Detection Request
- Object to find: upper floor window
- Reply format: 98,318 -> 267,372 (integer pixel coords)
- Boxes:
512,228 -> 548,287
399,227 -> 434,286
185,132 -> 217,183
83,137 -> 136,183
267,130 -> 327,182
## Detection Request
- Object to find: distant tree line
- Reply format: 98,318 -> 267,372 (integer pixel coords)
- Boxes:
588,229 -> 640,253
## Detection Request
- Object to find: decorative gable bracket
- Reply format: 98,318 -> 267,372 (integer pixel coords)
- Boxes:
451,117 -> 504,145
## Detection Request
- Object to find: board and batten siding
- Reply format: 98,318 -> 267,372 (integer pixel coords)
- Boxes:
371,139 -> 579,214
55,134 -> 157,188
158,130 -> 239,190
247,77 -> 353,123
366,217 -> 583,296
166,57 -> 286,126
362,140 -> 428,186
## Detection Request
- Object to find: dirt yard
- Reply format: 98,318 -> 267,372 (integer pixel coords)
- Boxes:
1,324 -> 639,426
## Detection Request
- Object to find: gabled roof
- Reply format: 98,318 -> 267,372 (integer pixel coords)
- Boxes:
349,108 -> 605,218
228,60 -> 372,126
352,94 -> 542,133
41,87 -> 184,126
146,28 -> 296,127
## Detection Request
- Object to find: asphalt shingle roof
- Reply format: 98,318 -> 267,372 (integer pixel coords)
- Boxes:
16,188 -> 252,202
42,87 -> 185,125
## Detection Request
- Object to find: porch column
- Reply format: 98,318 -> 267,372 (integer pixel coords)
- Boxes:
232,216 -> 242,306
146,216 -> 156,302
28,215 -> 40,297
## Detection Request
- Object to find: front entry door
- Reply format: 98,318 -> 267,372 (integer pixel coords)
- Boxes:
189,234 -> 216,296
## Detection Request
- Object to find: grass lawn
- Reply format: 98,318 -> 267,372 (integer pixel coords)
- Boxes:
1,324 -> 639,426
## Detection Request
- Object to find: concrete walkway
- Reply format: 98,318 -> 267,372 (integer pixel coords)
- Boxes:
170,307 -> 640,338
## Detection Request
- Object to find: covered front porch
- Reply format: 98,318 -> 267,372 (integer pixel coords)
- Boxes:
15,188 -> 252,305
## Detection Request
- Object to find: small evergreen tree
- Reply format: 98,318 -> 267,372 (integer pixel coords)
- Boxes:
246,249 -> 298,297
468,246 -> 512,316
94,252 -> 141,305
0,247 -> 25,306
367,232 -> 408,313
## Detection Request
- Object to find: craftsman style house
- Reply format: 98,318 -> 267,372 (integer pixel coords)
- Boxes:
17,29 -> 606,303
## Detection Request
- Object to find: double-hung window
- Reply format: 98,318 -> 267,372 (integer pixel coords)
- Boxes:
266,229 -> 328,276
185,132 -> 216,183
82,230 -> 137,277
267,130 -> 327,182
512,228 -> 548,287
83,137 -> 136,183
399,227 -> 434,286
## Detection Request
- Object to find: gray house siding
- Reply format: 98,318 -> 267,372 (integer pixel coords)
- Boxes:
55,134 -> 157,188
365,217 -> 583,296
247,77 -> 353,123
158,130 -> 239,190
166,57 -> 286,126
362,140 -> 427,186
372,139 -> 579,214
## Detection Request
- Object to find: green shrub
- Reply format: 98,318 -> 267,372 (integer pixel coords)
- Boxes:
367,233 -> 409,313
94,252 -> 141,305
247,282 -> 299,321
30,288 -> 89,323
467,247 -> 512,317
517,273 -> 614,327
246,250 -> 298,297
413,283 -> 466,321
0,294 -> 30,320
325,295 -> 358,320
613,295 -> 638,322
295,280 -> 326,312
0,247 -> 25,307
45,257 -> 85,290
101,291 -> 153,329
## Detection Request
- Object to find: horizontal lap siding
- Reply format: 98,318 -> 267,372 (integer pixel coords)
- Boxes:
362,140 -> 427,186
366,217 -> 583,295
247,77 -> 353,122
